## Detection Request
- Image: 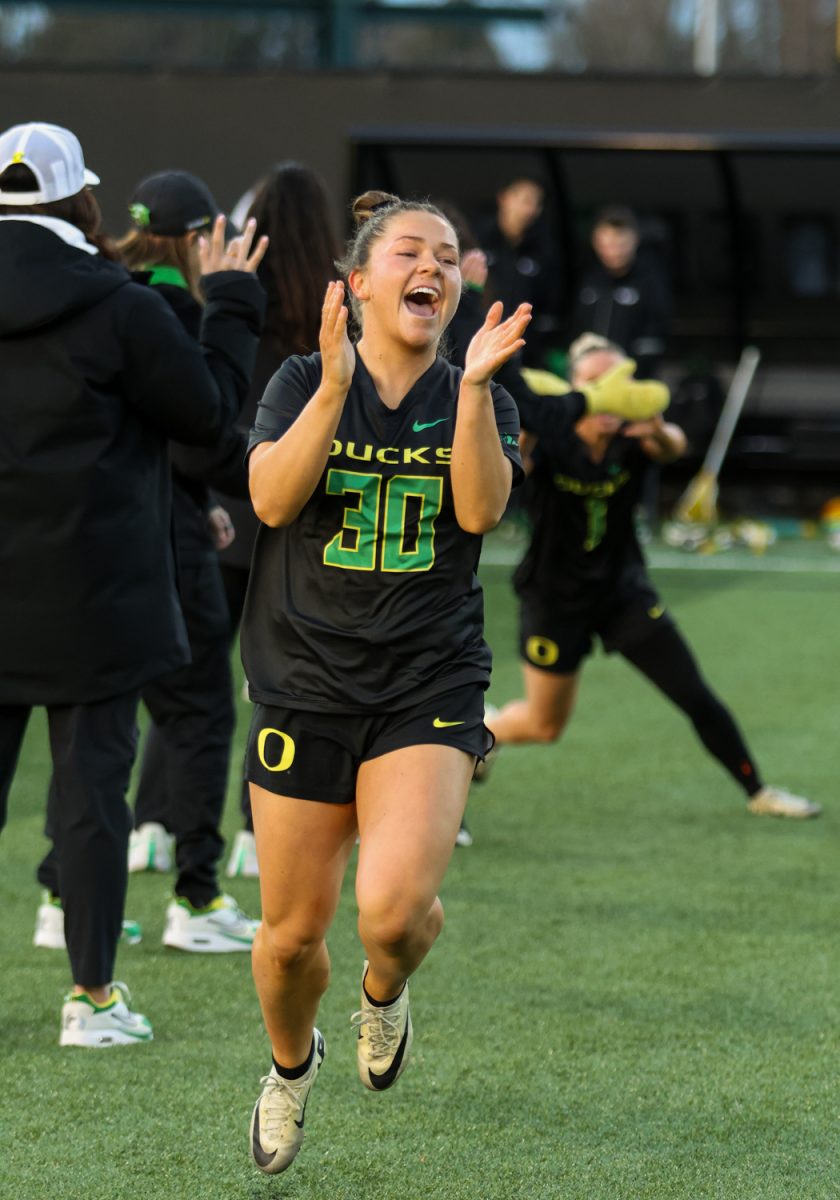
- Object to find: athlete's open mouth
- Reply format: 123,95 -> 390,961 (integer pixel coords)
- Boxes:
403,286 -> 441,318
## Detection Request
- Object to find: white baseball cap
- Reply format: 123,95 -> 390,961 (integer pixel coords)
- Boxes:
0,122 -> 100,205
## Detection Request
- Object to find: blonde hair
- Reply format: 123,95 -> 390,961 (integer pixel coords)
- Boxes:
116,227 -> 203,303
568,332 -> 623,375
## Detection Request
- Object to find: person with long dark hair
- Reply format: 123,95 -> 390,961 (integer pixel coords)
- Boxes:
0,123 -> 266,1045
216,162 -> 343,878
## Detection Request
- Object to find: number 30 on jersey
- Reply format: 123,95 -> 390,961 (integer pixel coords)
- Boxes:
323,468 -> 443,573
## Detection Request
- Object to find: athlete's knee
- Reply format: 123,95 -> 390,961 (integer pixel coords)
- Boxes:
359,892 -> 443,952
257,918 -> 328,979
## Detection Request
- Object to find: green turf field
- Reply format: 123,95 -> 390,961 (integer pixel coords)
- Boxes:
1,540 -> 837,1199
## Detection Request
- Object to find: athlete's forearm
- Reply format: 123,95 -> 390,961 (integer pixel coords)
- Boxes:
451,381 -> 513,534
249,384 -> 348,526
642,420 -> 686,464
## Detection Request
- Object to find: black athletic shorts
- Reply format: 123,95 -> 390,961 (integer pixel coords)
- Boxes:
519,582 -> 675,675
245,683 -> 493,804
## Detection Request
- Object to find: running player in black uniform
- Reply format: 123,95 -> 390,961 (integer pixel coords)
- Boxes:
242,192 -> 530,1175
484,334 -> 820,821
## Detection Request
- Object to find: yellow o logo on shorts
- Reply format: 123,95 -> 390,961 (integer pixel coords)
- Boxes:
257,727 -> 296,772
525,635 -> 560,667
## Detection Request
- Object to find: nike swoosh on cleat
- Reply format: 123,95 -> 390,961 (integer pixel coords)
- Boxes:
433,718 -> 465,728
294,1092 -> 309,1130
412,417 -> 449,432
368,1024 -> 410,1091
251,1107 -> 277,1170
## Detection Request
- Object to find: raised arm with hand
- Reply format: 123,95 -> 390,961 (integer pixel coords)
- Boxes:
249,280 -> 354,527
122,214 -> 267,446
451,300 -> 531,534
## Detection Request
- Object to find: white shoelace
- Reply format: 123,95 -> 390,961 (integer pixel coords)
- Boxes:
257,1074 -> 304,1138
350,1005 -> 402,1059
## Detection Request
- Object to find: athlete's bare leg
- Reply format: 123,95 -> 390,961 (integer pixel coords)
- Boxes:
355,744 -> 474,1002
487,664 -> 580,745
250,784 -> 357,1067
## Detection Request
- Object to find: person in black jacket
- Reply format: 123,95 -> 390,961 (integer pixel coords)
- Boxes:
571,205 -> 671,379
215,162 -> 343,878
474,175 -> 560,365
36,169 -> 261,953
0,122 -> 266,1046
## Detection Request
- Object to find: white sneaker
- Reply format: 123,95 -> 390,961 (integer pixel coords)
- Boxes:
225,830 -> 260,878
747,786 -> 822,819
34,891 -> 142,949
473,702 -> 499,783
128,822 -> 174,873
250,1031 -> 325,1175
351,962 -> 413,1091
163,892 -> 259,953
60,981 -> 153,1047
455,819 -> 473,847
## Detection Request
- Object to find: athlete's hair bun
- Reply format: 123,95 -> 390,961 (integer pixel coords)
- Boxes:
351,190 -> 400,228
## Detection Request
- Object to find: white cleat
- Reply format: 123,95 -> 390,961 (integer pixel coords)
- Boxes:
60,981 -> 153,1047
250,1031 -> 325,1175
351,962 -> 413,1092
225,830 -> 260,878
33,892 -> 66,949
163,892 -> 259,953
747,786 -> 822,819
128,822 -> 174,873
34,891 -> 142,949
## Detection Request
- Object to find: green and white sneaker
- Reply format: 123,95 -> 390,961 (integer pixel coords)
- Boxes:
225,830 -> 260,878
250,1031 -> 325,1175
747,786 -> 822,819
128,821 -> 174,873
34,891 -> 142,949
163,892 -> 259,953
351,962 -> 413,1091
60,981 -> 153,1047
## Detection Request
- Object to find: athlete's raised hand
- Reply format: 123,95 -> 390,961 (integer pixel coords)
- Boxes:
462,302 -> 531,388
198,215 -> 269,276
319,281 -> 355,396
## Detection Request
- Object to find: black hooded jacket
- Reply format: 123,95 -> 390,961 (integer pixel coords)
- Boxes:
0,219 -> 264,705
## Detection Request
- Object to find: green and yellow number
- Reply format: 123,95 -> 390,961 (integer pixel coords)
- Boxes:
584,497 -> 608,552
323,470 -> 381,570
324,469 -> 442,573
382,475 -> 443,572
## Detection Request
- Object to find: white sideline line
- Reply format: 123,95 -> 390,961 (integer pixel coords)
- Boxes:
480,544 -> 840,574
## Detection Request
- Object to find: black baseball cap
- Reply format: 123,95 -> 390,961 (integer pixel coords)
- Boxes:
129,170 -> 220,237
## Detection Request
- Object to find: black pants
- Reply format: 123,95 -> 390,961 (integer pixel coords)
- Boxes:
1,692 -> 138,987
133,557 -> 235,908
621,622 -> 762,797
220,561 -> 254,833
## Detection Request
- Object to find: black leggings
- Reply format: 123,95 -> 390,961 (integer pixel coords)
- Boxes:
621,622 -> 763,797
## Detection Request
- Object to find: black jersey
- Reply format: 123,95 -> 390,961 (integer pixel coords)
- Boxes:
241,352 -> 522,713
513,423 -> 648,614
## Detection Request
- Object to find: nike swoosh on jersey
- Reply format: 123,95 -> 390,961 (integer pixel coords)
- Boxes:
412,417 -> 449,432
433,717 -> 465,728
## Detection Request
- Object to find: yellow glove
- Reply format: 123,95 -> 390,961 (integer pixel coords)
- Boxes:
520,367 -> 571,396
580,360 -> 669,421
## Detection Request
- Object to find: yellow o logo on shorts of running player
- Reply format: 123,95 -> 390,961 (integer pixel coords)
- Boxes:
525,635 -> 560,667
257,727 -> 296,772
